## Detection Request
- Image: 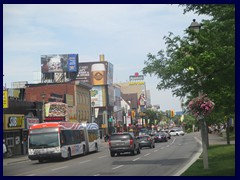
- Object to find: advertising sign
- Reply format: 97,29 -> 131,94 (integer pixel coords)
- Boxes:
3,90 -> 8,108
45,102 -> 68,121
129,75 -> 144,81
129,81 -> 145,86
90,86 -> 106,107
3,114 -> 25,129
26,118 -> 39,129
67,54 -> 78,72
77,62 -> 113,86
41,54 -> 78,73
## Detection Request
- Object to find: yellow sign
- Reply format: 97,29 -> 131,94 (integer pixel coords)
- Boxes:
4,114 -> 25,129
129,81 -> 145,86
3,90 -> 8,108
101,124 -> 107,128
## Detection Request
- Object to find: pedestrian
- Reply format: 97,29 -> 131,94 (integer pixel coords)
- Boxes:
3,141 -> 7,154
104,134 -> 109,142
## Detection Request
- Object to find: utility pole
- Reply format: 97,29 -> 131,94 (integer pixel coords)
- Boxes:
189,19 -> 209,169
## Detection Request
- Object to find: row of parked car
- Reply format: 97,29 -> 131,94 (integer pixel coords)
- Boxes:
108,128 -> 185,157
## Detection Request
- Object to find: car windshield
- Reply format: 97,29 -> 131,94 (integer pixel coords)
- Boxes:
110,134 -> 130,140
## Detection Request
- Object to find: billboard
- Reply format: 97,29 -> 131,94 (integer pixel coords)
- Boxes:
44,102 -> 68,121
76,61 -> 113,86
90,86 -> 107,107
41,54 -> 78,73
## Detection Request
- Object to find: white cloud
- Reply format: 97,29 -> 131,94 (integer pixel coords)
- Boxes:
3,4 -> 210,110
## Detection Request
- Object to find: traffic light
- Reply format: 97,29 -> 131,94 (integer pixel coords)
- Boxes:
171,110 -> 174,117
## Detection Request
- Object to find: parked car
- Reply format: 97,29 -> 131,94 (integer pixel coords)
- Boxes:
108,132 -> 141,157
169,129 -> 185,136
154,132 -> 168,142
177,129 -> 185,136
137,135 -> 155,149
161,129 -> 171,139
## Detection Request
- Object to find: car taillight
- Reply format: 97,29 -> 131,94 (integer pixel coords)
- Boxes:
108,140 -> 111,147
130,139 -> 133,145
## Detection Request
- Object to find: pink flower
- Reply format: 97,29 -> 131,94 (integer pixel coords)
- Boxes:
188,94 -> 215,120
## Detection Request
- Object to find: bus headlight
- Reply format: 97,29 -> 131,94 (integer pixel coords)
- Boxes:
53,147 -> 60,153
28,149 -> 34,155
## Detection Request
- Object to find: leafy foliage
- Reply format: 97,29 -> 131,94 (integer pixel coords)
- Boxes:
142,4 -> 235,120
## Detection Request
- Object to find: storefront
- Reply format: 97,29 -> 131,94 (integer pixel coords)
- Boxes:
3,114 -> 25,156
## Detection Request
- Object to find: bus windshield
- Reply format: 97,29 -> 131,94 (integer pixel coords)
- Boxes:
29,132 -> 59,149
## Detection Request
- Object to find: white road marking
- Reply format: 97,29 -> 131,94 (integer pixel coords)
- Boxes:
160,147 -> 164,149
79,160 -> 91,164
52,166 -> 68,171
166,145 -> 170,147
144,153 -> 151,156
26,174 -> 36,176
98,155 -> 107,159
112,165 -> 124,170
132,157 -> 141,161
154,149 -> 159,152
93,174 -> 101,176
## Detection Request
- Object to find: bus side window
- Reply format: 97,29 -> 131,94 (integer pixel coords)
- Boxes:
80,130 -> 85,142
60,133 -> 66,146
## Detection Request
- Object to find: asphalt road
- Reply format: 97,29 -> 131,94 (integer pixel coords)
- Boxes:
3,133 -> 202,176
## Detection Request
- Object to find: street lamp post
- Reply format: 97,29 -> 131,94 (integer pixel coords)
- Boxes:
189,19 -> 209,169
91,101 -> 95,123
41,93 -> 46,122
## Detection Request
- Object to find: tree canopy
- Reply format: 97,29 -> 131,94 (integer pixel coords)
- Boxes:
142,4 -> 235,118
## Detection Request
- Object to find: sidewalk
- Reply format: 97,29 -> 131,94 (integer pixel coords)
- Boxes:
195,131 -> 235,145
3,134 -> 234,167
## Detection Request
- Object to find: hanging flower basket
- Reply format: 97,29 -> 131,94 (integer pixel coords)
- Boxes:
188,94 -> 215,120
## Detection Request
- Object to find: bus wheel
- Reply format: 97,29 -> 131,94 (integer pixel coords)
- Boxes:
67,149 -> 71,160
83,146 -> 86,156
95,144 -> 98,152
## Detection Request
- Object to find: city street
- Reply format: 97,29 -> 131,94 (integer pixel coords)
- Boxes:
4,133 -> 202,176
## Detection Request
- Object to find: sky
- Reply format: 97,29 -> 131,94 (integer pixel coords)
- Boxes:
3,4 -> 210,112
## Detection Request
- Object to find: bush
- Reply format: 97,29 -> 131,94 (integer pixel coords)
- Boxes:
186,128 -> 192,133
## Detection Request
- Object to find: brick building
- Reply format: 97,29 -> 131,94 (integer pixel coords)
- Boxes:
25,80 -> 92,123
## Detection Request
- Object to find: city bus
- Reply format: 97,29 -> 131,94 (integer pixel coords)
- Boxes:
28,122 -> 100,163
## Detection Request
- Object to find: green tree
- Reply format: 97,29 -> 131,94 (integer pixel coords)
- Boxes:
143,109 -> 162,125
142,4 -> 235,119
142,4 -> 235,169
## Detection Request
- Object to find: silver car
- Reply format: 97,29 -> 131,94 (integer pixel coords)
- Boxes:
109,132 -> 141,157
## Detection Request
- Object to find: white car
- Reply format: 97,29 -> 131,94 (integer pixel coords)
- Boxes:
169,129 -> 185,136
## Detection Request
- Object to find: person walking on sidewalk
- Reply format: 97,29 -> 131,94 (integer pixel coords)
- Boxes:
3,140 -> 7,155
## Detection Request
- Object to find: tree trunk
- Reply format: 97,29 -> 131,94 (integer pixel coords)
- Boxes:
200,119 -> 209,169
226,118 -> 230,145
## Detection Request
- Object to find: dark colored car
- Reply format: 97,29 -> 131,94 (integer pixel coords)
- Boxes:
154,132 -> 168,143
109,132 -> 141,157
137,135 -> 155,149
